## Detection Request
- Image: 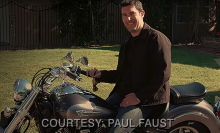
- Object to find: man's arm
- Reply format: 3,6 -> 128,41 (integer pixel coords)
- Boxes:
88,44 -> 125,83
98,70 -> 119,83
86,68 -> 118,83
135,34 -> 171,104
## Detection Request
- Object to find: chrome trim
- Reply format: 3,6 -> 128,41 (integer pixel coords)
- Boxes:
67,102 -> 116,120
4,107 -> 16,118
51,82 -> 92,97
43,76 -> 56,89
61,51 -> 74,67
4,87 -> 41,133
51,67 -> 65,83
214,100 -> 220,120
172,111 -> 208,121
76,110 -> 101,117
13,78 -> 32,102
215,100 -> 220,112
66,51 -> 74,63
75,56 -> 89,67
169,126 -> 199,133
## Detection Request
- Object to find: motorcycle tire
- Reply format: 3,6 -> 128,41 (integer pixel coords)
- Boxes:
167,121 -> 210,133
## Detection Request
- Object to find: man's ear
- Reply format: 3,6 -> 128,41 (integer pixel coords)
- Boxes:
140,11 -> 145,18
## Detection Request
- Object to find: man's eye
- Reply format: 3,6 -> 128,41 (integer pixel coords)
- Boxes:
122,14 -> 127,17
130,12 -> 135,15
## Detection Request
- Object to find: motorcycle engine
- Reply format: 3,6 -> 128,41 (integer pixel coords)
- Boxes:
77,124 -> 110,133
0,106 -> 18,129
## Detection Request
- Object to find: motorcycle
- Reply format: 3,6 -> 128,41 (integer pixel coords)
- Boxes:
0,51 -> 220,133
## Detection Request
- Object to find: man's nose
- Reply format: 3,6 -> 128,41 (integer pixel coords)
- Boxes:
125,16 -> 131,21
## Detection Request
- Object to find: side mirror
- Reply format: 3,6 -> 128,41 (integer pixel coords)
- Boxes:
75,56 -> 89,67
66,51 -> 74,63
63,51 -> 74,63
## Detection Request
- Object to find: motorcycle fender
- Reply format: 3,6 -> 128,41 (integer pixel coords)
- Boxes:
163,100 -> 220,133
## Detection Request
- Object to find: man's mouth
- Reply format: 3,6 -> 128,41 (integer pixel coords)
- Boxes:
127,22 -> 135,25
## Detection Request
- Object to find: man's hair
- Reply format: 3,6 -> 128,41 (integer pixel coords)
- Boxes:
120,0 -> 144,12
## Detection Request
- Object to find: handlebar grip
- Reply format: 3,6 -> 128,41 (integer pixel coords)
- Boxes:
80,70 -> 91,77
66,71 -> 81,81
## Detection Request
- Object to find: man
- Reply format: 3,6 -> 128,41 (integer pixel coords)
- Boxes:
86,0 -> 171,132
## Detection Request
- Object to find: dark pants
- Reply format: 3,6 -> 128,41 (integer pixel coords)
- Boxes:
106,92 -> 152,133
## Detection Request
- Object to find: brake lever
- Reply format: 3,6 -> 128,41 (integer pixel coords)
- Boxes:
92,71 -> 98,92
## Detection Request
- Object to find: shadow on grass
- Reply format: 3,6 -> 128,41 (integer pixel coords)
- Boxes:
205,91 -> 220,105
88,45 -> 120,52
88,45 -> 220,69
172,46 -> 220,69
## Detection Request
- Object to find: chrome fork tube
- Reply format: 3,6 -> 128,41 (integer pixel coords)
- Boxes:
4,87 -> 41,133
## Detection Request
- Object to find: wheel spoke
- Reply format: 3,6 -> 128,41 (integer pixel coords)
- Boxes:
185,129 -> 190,133
169,125 -> 200,133
179,128 -> 183,133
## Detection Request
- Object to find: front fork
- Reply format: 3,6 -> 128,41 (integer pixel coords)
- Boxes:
0,87 -> 41,133
0,112 -> 31,133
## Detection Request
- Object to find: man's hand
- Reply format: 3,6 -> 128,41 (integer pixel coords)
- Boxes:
86,68 -> 101,78
120,93 -> 141,107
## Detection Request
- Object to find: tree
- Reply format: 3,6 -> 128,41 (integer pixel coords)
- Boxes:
51,0 -> 113,46
173,0 -> 210,44
142,0 -> 173,39
51,0 -> 211,45
148,0 -> 211,44
191,0 -> 200,44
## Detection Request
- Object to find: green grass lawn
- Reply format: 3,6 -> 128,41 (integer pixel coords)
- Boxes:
0,46 -> 220,132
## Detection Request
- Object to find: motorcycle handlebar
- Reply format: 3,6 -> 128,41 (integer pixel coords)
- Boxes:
80,70 -> 91,77
66,71 -> 82,81
70,66 -> 92,78
80,70 -> 87,76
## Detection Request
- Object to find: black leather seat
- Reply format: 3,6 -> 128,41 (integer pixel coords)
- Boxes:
170,82 -> 206,104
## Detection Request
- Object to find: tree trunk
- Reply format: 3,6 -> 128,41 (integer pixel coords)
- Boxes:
88,0 -> 95,41
191,0 -> 200,44
215,0 -> 219,32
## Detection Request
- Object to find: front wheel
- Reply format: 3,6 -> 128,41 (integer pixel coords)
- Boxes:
167,121 -> 210,133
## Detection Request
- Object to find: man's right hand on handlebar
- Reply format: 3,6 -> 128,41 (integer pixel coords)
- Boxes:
86,68 -> 101,78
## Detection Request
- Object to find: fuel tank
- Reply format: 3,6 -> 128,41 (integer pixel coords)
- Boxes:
49,82 -> 117,120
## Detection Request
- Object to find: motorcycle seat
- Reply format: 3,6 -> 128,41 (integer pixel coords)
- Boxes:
170,82 -> 206,104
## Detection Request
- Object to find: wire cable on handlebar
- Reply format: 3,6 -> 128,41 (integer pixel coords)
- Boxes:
31,68 -> 51,86
38,71 -> 51,88
34,73 -> 47,87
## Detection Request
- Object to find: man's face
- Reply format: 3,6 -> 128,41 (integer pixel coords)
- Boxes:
121,5 -> 144,34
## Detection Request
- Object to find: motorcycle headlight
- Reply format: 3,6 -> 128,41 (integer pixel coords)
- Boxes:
14,78 -> 32,102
